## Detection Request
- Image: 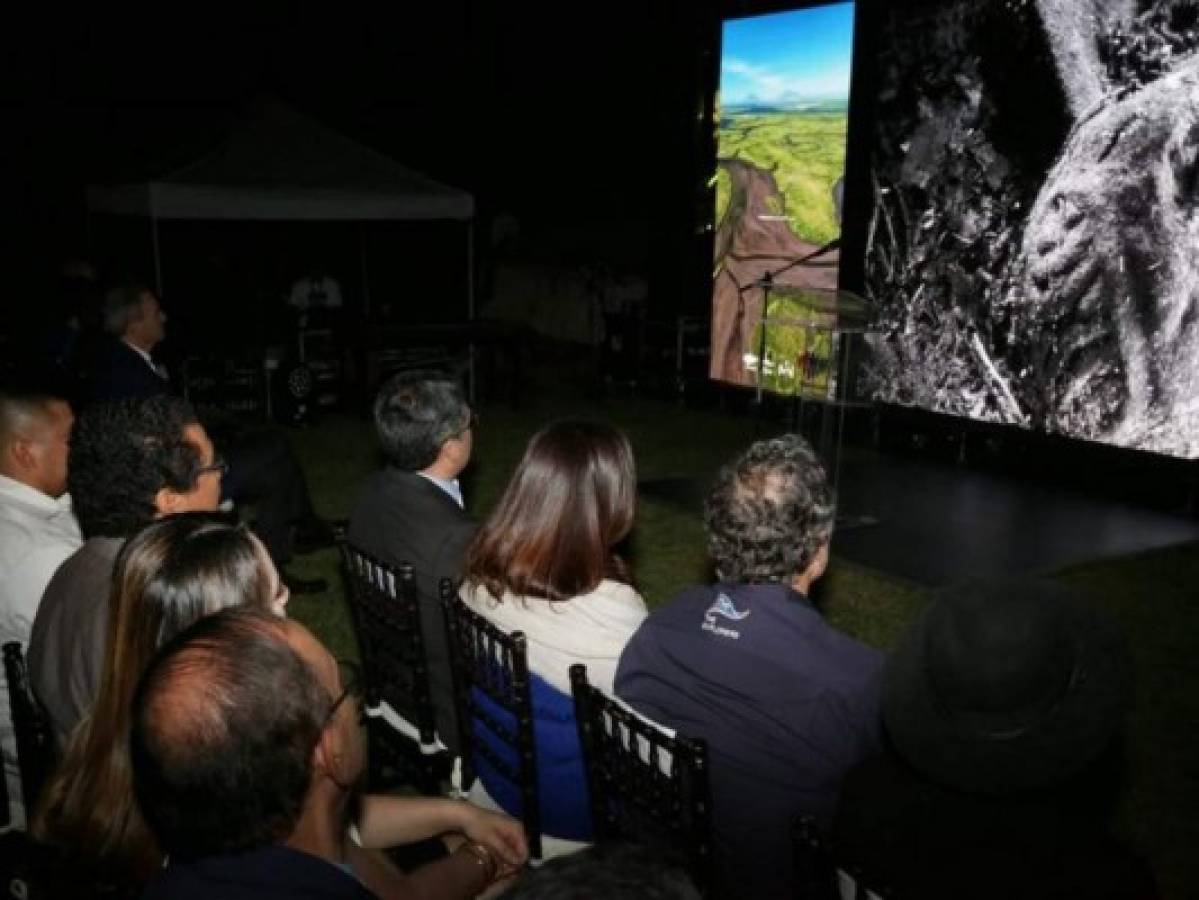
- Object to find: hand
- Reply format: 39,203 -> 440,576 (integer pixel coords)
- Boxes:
457,802 -> 529,870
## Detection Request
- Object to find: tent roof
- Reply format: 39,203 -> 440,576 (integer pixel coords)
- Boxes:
87,102 -> 473,221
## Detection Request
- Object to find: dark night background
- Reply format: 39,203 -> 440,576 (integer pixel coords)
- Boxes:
0,2 -> 738,323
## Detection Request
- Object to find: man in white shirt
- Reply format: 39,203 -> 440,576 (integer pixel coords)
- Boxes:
0,382 -> 82,827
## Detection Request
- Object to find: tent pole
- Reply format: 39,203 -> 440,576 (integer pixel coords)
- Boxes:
150,214 -> 164,298
359,225 -> 371,317
467,221 -> 476,405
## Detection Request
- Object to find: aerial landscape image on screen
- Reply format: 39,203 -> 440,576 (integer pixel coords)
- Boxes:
709,2 -> 855,392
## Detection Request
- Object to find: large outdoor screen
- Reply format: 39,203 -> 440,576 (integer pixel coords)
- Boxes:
860,0 -> 1199,458
709,2 -> 856,399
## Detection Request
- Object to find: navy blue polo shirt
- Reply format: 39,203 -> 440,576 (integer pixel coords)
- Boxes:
616,582 -> 883,900
142,845 -> 377,900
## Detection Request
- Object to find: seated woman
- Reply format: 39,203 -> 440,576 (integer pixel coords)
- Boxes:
459,419 -> 647,856
34,512 -> 526,899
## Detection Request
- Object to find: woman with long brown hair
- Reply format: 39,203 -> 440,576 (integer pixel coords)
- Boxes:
33,513 -> 287,890
460,419 -> 647,853
34,512 -> 528,898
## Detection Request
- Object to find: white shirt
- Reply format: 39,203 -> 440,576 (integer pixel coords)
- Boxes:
123,339 -> 167,380
0,474 -> 82,828
288,275 -> 344,310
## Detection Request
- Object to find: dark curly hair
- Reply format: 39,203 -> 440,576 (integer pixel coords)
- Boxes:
69,396 -> 203,538
704,434 -> 835,584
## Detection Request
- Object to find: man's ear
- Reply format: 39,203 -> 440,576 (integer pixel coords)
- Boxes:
8,437 -> 37,473
154,486 -> 184,516
312,725 -> 344,783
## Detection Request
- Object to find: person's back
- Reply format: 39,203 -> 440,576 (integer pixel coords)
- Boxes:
616,435 -> 882,899
347,372 -> 476,751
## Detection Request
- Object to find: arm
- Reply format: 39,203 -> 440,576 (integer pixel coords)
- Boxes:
356,795 -> 527,869
346,841 -> 515,900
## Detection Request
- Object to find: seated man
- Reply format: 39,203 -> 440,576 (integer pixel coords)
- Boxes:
132,608 -> 517,899
28,395 -> 223,746
616,434 -> 883,900
0,380 -> 81,826
86,281 -> 332,590
834,578 -> 1157,900
348,371 -> 476,751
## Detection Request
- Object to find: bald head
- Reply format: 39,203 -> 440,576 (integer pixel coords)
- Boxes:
131,610 -> 332,860
0,384 -> 73,497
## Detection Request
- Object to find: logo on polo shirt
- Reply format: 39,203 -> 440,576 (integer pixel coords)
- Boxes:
702,592 -> 750,639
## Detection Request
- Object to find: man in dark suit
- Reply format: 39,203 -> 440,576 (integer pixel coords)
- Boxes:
347,371 -> 475,752
85,282 -> 332,592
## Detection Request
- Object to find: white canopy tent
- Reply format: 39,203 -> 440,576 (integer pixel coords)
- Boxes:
86,100 -> 475,321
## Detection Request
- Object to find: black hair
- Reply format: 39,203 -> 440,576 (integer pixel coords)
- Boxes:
129,608 -> 329,860
68,396 -> 203,538
372,370 -> 469,470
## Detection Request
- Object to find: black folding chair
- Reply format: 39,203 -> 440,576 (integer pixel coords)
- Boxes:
3,642 -> 55,824
569,663 -> 712,894
340,546 -> 455,795
793,814 -> 893,900
441,590 -> 542,860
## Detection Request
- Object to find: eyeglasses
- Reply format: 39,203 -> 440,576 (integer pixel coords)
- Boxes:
195,456 -> 229,479
327,659 -> 366,724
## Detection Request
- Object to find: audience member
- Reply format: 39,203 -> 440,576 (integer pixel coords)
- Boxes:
133,609 -> 523,899
499,843 -> 701,900
833,578 -> 1157,900
85,281 -> 333,589
348,371 -> 477,751
460,420 -> 646,855
35,514 -> 527,897
33,514 -> 284,890
28,395 -> 222,746
616,434 -> 882,900
0,380 -> 81,827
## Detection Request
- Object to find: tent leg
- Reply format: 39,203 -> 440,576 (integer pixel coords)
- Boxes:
467,222 -> 476,405
151,216 -> 164,298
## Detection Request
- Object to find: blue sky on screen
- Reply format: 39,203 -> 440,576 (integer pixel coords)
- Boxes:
721,3 -> 855,105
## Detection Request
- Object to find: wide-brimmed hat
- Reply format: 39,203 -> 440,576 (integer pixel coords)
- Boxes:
883,577 -> 1131,794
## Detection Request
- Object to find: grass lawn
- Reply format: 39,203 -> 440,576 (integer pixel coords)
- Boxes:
283,358 -> 1198,898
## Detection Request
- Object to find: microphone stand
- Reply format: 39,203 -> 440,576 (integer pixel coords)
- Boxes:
741,238 -> 841,404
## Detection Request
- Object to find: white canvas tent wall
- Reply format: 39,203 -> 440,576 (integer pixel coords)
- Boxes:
86,101 -> 475,321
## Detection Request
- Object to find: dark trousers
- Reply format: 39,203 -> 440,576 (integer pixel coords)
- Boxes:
220,425 -> 318,565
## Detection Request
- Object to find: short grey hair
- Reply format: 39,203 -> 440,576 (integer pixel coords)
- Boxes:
372,371 -> 469,470
102,283 -> 153,337
704,434 -> 835,583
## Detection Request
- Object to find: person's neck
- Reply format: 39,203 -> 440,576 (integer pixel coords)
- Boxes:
790,571 -> 817,597
284,782 -> 351,867
0,465 -> 48,497
420,457 -> 462,482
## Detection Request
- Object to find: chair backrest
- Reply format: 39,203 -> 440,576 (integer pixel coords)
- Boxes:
792,814 -> 892,900
441,590 -> 542,859
340,545 -> 449,794
569,663 -> 712,893
2,642 -> 55,820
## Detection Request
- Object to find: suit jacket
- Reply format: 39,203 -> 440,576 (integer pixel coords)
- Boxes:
347,468 -> 476,752
28,536 -> 124,748
87,336 -> 170,403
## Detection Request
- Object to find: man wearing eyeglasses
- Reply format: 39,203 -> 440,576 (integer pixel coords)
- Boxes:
28,395 -> 229,747
134,609 -> 525,900
348,371 -> 476,753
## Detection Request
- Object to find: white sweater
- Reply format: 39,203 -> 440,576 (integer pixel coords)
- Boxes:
459,578 -> 648,695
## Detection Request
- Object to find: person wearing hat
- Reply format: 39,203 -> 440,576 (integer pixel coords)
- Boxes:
616,434 -> 883,900
833,577 -> 1157,899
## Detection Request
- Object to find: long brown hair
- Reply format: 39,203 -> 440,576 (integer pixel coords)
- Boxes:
33,512 -> 276,888
466,419 -> 636,602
